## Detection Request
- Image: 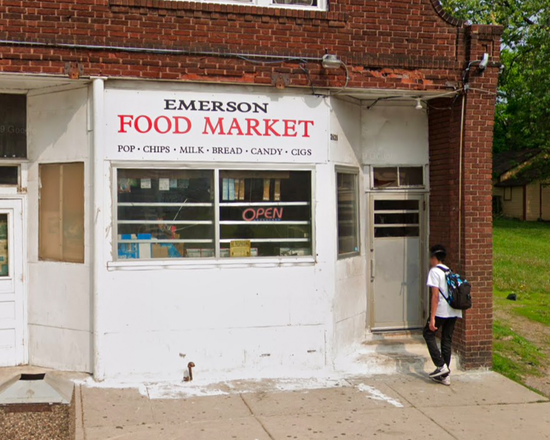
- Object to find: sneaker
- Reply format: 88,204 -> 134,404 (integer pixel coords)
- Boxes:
431,375 -> 451,386
429,364 -> 450,378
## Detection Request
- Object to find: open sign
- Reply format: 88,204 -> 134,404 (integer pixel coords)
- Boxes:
242,207 -> 284,222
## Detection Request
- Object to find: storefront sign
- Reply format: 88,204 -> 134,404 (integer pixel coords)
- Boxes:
242,207 -> 283,221
104,88 -> 328,163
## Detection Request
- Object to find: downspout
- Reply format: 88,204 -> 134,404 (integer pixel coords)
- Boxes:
91,77 -> 106,380
458,93 -> 466,270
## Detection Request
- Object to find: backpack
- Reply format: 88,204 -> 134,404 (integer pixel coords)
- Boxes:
436,265 -> 473,310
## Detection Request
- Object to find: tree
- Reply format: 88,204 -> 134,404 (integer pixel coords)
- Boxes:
441,0 -> 550,152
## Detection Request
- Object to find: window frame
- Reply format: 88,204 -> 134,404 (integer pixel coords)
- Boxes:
503,187 -> 513,201
336,167 -> 360,259
38,162 -> 85,264
178,0 -> 327,10
112,164 -> 316,263
371,165 -> 426,190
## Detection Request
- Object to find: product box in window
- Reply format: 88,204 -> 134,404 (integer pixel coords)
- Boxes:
278,247 -> 311,257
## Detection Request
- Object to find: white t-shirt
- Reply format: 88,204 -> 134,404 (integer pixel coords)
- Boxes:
427,265 -> 463,319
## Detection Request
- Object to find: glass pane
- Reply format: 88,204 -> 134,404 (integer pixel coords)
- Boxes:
374,213 -> 419,225
39,163 -> 85,263
0,167 -> 18,185
0,214 -> 8,276
374,200 -> 419,211
337,173 -> 359,255
219,171 -> 311,257
273,0 -> 316,4
62,164 -> 85,263
39,165 -> 62,261
375,227 -> 419,238
399,167 -> 424,186
0,94 -> 26,159
373,167 -> 398,188
117,169 -> 214,259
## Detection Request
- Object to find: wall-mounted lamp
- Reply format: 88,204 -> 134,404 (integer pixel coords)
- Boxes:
322,54 -> 343,69
415,98 -> 423,110
478,53 -> 490,71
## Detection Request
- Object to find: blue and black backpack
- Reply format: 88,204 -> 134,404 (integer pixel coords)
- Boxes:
436,265 -> 473,310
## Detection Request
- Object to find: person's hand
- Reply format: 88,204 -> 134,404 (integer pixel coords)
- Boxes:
429,319 -> 438,332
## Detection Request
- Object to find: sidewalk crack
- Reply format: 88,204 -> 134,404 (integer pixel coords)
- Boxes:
240,393 -> 275,440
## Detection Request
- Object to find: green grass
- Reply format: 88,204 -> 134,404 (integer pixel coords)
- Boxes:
494,218 -> 550,293
493,320 -> 546,382
493,219 -> 550,387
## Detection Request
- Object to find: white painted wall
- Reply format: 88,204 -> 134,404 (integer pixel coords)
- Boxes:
26,86 -> 92,372
92,82 -> 338,381
329,98 -> 367,360
361,103 -> 430,167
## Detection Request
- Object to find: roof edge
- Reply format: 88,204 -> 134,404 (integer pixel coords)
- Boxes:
429,0 -> 465,27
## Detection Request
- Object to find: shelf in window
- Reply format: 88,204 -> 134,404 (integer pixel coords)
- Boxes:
117,220 -> 213,225
118,239 -> 213,244
219,202 -> 309,207
219,220 -> 310,225
118,202 -> 213,207
219,238 -> 310,243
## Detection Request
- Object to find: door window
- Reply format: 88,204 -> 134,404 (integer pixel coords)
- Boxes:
374,200 -> 420,238
0,214 -> 8,276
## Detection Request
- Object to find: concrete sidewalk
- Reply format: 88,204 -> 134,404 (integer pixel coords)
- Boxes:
72,372 -> 550,440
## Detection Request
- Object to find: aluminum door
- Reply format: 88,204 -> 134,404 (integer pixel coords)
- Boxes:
370,195 -> 425,330
0,199 -> 25,366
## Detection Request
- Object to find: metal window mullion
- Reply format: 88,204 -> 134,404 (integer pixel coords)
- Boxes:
214,169 -> 220,259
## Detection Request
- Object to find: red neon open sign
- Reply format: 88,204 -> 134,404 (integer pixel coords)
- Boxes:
242,207 -> 284,222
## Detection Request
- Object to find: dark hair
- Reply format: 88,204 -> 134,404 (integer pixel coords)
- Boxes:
430,245 -> 447,262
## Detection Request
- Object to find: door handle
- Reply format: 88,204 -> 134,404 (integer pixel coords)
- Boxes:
370,257 -> 375,279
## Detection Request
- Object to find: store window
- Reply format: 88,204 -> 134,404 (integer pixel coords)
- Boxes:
117,169 -> 214,259
337,171 -> 359,257
219,170 -> 311,257
373,166 -> 424,189
115,169 -> 312,260
39,163 -> 85,263
0,94 -> 26,159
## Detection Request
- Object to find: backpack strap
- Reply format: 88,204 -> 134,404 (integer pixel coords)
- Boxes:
435,265 -> 452,304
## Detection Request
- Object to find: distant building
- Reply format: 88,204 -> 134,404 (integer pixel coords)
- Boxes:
493,150 -> 550,221
0,0 -> 501,381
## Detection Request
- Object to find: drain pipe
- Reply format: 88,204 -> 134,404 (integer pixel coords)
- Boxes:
458,93 -> 466,271
91,77 -> 107,381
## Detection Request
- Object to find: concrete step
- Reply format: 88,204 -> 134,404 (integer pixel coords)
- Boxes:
336,333 -> 460,376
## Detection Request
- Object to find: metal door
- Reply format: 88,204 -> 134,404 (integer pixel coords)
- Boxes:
370,195 -> 425,330
0,199 -> 25,366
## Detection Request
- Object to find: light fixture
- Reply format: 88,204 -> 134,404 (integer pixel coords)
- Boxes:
478,53 -> 490,71
322,54 -> 343,69
415,98 -> 423,110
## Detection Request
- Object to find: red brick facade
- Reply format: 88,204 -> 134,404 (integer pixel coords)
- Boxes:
0,0 -> 501,368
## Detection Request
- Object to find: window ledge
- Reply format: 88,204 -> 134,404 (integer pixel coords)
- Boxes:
107,256 -> 316,271
109,0 -> 342,21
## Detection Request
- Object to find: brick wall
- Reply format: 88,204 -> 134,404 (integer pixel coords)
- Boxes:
429,25 -> 501,369
0,0 -> 467,90
0,0 -> 501,368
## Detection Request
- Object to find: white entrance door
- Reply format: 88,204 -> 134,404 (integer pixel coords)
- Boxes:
0,199 -> 25,366
370,195 -> 425,330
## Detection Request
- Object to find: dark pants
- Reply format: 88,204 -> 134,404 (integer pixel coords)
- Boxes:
423,317 -> 457,369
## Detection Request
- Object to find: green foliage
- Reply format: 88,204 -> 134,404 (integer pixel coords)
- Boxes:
440,0 -> 550,152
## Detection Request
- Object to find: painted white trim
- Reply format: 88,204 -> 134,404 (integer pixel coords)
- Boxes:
91,77 -> 106,380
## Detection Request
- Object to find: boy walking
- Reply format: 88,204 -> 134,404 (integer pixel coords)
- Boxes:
423,245 -> 462,386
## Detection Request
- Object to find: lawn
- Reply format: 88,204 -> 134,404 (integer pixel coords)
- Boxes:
493,218 -> 550,392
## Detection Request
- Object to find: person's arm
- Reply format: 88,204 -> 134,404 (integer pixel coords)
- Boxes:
429,286 -> 439,332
